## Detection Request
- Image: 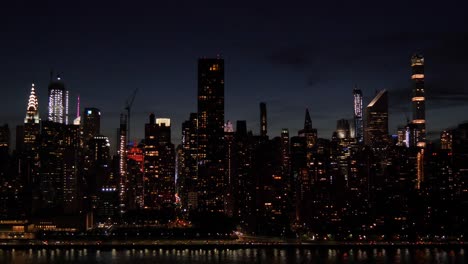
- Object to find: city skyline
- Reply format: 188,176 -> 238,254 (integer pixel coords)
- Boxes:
4,3 -> 468,262
2,1 -> 468,150
1,53 -> 466,153
1,44 -> 468,247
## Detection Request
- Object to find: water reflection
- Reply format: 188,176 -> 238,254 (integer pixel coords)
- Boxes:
0,247 -> 466,263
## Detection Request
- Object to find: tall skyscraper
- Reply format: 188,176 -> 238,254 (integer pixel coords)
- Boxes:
298,108 -> 317,149
118,114 -> 127,213
143,113 -> 158,208
197,58 -> 225,213
62,123 -> 81,213
155,118 -> 176,208
83,135 -> 111,210
280,128 -> 291,210
48,74 -> 69,124
365,90 -> 388,147
260,102 -> 267,137
25,83 -> 40,124
411,54 -> 426,148
143,114 -> 175,209
224,121 -> 235,216
73,96 -> 81,125
38,121 -> 80,213
127,143 -> 144,210
20,84 -> 41,216
83,108 -> 101,145
179,113 -> 198,210
353,87 -> 363,143
23,83 -> 41,151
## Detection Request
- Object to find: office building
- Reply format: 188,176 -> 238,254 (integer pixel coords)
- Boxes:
197,58 -> 225,212
365,90 -> 388,147
411,54 -> 426,148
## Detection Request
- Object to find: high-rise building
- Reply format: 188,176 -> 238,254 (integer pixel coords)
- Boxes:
83,135 -> 111,209
143,114 -> 175,209
73,96 -> 81,125
155,118 -> 175,208
179,113 -> 198,210
260,102 -> 267,137
298,108 -> 318,178
37,121 -> 80,213
224,121 -> 235,216
19,84 -> 41,216
25,83 -> 40,124
127,143 -> 144,210
353,87 -> 363,143
22,84 -> 41,153
365,90 -> 388,147
144,114 -> 158,209
411,54 -> 426,148
48,75 -> 69,124
62,124 -> 81,213
118,114 -> 127,213
83,108 -> 101,144
280,129 -> 291,184
233,121 -> 254,227
197,58 -> 225,213
298,109 -> 317,149
280,128 -> 292,219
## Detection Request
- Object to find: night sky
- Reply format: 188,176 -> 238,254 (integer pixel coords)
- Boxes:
2,0 -> 468,152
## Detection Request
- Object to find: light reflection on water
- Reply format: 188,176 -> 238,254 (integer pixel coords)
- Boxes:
0,247 -> 466,263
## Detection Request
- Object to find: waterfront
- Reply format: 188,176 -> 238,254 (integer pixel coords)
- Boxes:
0,247 -> 466,263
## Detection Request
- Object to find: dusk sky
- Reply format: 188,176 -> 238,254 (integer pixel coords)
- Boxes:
2,0 -> 468,151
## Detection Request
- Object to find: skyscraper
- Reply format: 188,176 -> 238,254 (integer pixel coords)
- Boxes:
127,143 -> 144,210
260,102 -> 267,137
73,96 -> 81,125
353,87 -> 363,144
83,135 -> 111,210
155,118 -> 176,208
411,54 -> 426,148
47,75 -> 69,124
118,114 -> 127,213
25,83 -> 40,124
224,121 -> 235,216
20,84 -> 41,216
143,114 -> 175,209
197,58 -> 225,213
23,83 -> 41,151
83,108 -> 101,145
298,108 -> 317,149
143,113 -> 158,208
365,90 -> 388,147
62,123 -> 81,213
179,113 -> 198,210
36,119 -> 82,213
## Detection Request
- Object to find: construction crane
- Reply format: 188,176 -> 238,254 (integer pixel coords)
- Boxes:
125,88 -> 138,145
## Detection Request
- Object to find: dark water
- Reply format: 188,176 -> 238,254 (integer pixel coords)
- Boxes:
0,247 -> 465,263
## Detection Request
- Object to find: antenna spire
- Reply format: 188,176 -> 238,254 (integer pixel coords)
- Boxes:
77,95 -> 80,118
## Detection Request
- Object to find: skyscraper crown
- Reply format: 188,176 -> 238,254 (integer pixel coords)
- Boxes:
27,83 -> 38,112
